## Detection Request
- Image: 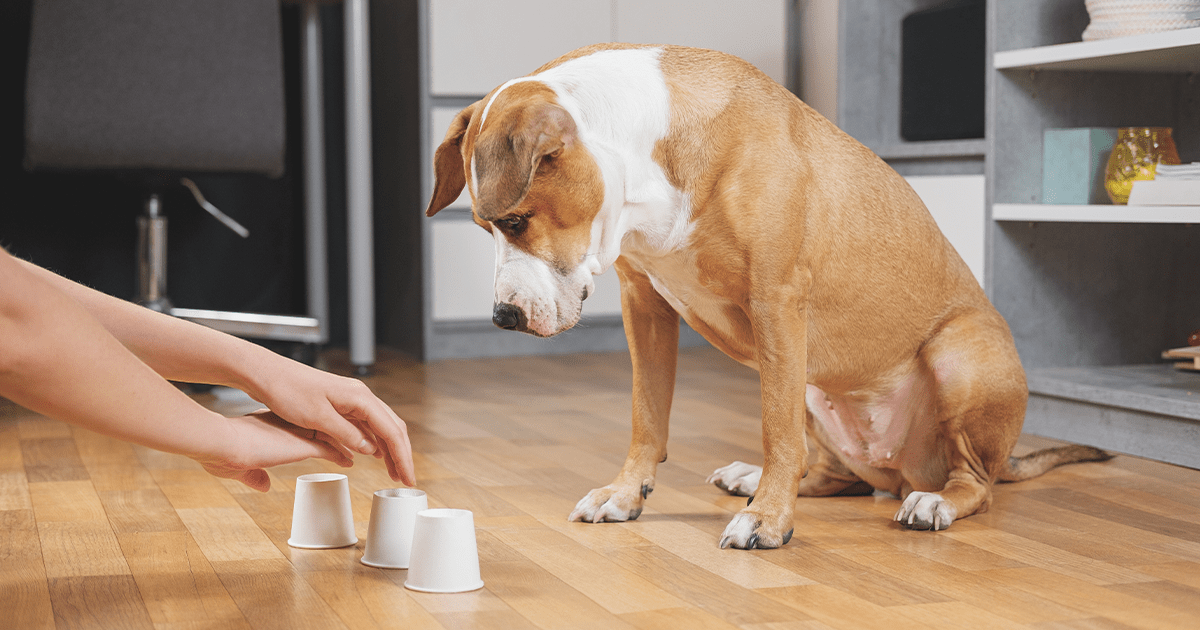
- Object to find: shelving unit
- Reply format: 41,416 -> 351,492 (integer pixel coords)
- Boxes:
838,0 -> 987,177
993,203 -> 1200,223
993,26 -> 1200,72
987,4 -> 1200,468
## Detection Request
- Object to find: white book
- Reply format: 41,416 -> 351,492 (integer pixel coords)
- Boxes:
1154,163 -> 1200,180
1127,179 -> 1200,206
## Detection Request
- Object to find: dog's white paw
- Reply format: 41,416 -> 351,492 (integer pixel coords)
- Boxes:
894,491 -> 957,531
706,461 -> 762,497
718,511 -> 794,549
568,484 -> 646,523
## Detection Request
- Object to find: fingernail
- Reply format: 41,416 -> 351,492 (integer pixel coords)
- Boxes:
358,439 -> 375,454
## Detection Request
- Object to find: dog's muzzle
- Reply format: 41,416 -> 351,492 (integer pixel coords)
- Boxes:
492,302 -> 528,332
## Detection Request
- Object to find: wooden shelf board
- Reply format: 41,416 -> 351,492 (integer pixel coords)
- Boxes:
994,27 -> 1200,73
993,203 -> 1200,223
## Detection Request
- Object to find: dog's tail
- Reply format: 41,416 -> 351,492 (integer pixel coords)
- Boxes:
996,445 -> 1114,483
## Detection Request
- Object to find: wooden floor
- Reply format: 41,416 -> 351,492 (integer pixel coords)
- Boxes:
4,346 -> 1200,630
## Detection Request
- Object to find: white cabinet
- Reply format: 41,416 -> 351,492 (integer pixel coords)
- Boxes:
613,0 -> 788,84
430,221 -> 623,321
422,1 -> 790,358
428,0 -> 611,96
428,0 -> 789,96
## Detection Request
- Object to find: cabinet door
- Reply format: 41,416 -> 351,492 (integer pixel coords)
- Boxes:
614,0 -> 788,85
431,221 -> 495,321
429,0 -> 612,96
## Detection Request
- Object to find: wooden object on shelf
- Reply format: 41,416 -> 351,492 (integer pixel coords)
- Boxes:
1162,345 -> 1200,371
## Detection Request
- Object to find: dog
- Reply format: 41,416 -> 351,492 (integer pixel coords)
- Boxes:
425,43 -> 1111,549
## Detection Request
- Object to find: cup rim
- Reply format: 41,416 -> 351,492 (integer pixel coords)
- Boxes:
375,488 -> 427,499
404,578 -> 485,594
417,508 -> 472,520
288,536 -> 358,549
296,473 -> 348,483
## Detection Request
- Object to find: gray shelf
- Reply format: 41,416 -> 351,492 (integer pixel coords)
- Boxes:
1024,365 -> 1200,469
986,3 -> 1200,466
874,139 -> 987,161
994,26 -> 1200,73
1028,364 -> 1200,422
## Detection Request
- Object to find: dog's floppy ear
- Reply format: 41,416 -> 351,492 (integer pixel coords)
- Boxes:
426,103 -> 478,217
474,102 -> 576,221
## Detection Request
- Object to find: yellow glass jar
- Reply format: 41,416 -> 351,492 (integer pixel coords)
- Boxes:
1104,127 -> 1181,205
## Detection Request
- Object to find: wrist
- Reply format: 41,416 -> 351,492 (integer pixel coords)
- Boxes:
219,338 -> 276,396
181,410 -> 239,464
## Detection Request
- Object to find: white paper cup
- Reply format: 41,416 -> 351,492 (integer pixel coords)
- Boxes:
360,488 -> 428,569
404,508 -> 484,593
287,473 -> 358,549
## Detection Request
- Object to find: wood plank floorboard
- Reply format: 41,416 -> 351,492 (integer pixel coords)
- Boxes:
3,346 -> 1200,629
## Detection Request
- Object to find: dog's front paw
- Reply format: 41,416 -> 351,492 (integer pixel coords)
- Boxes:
894,491 -> 957,531
706,461 -> 762,497
568,483 -> 647,523
718,510 -> 794,550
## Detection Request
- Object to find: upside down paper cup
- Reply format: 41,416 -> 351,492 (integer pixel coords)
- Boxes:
361,488 -> 428,569
288,473 -> 358,549
404,509 -> 484,593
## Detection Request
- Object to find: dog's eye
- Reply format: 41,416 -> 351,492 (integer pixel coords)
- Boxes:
496,215 -> 527,231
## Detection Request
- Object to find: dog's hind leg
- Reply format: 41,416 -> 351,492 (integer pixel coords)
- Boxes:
894,311 -> 1027,531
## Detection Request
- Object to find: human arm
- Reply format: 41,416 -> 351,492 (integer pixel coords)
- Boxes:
0,249 -> 414,488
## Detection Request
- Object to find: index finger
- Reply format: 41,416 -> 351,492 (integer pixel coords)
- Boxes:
335,389 -> 415,486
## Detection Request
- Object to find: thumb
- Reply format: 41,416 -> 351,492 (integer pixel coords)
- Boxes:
202,465 -> 272,492
304,432 -> 356,469
237,469 -> 272,492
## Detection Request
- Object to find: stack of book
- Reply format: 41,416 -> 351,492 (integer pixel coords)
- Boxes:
1127,163 -> 1200,206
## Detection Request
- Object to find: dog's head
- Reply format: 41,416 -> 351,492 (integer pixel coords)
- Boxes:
426,81 -> 606,337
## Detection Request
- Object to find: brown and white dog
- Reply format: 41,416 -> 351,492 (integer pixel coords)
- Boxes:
425,44 -> 1110,549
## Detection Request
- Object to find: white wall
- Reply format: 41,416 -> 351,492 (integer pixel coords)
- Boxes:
905,175 -> 986,286
428,0 -> 789,96
797,0 -> 840,124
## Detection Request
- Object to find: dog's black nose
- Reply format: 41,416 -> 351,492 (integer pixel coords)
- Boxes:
492,302 -> 525,330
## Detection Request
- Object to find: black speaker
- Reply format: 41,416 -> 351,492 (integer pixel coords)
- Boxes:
900,0 -> 985,142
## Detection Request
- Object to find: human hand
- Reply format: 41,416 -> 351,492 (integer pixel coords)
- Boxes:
237,360 -> 415,487
195,410 -> 355,492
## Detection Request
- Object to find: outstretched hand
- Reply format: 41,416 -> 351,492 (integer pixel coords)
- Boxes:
236,360 -> 415,488
194,410 -> 355,492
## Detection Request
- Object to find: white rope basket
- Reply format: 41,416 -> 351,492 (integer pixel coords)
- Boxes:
1082,0 -> 1200,40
